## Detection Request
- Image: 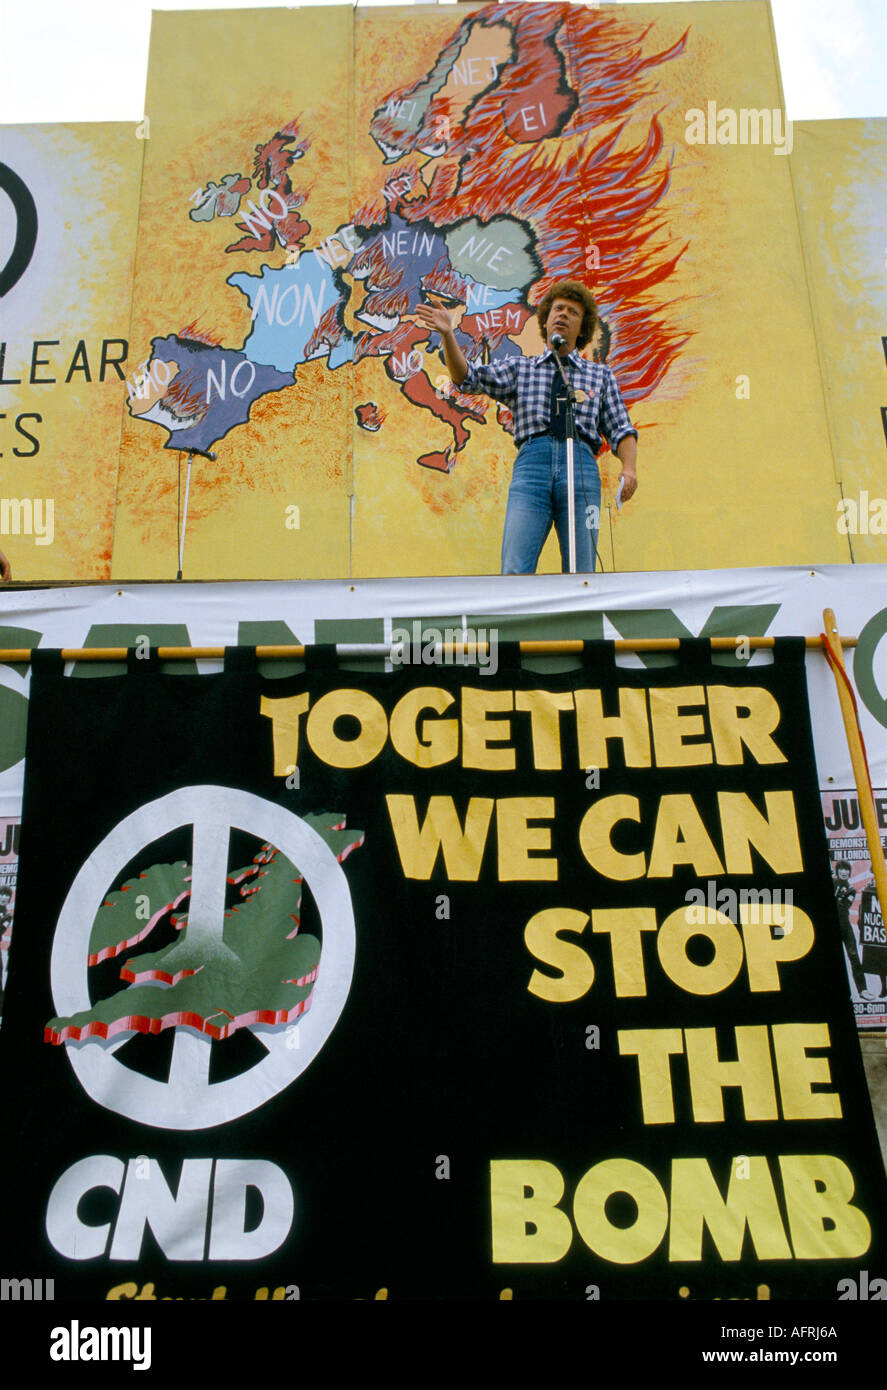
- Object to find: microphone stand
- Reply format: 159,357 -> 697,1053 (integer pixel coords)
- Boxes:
551,339 -> 579,574
176,446 -> 217,581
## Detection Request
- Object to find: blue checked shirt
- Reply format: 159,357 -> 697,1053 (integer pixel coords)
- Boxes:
460,348 -> 637,455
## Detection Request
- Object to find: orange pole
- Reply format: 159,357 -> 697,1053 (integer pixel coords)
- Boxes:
822,608 -> 887,940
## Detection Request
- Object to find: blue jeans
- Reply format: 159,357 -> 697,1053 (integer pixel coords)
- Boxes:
501,435 -> 601,574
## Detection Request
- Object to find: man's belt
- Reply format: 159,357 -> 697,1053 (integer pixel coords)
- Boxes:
519,429 -> 598,454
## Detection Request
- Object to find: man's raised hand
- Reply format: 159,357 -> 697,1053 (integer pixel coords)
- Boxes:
415,303 -> 455,336
415,302 -> 469,386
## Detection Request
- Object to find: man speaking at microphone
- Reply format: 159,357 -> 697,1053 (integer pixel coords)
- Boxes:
416,281 -> 637,574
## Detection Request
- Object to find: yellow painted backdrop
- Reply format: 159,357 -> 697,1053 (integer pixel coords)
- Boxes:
793,118 -> 887,565
0,125 -> 142,578
2,4 -> 882,582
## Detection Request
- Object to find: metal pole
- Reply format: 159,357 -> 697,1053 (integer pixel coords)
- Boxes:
550,347 -> 578,574
177,453 -> 194,581
566,434 -> 576,573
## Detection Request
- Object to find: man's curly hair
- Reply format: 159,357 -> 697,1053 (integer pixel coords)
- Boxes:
537,281 -> 599,351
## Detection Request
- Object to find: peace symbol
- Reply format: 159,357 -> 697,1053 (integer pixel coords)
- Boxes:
50,786 -> 355,1131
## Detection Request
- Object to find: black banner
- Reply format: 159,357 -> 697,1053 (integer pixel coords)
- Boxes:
0,640 -> 884,1301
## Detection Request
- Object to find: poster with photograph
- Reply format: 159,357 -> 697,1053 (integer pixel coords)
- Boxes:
822,790 -> 887,1029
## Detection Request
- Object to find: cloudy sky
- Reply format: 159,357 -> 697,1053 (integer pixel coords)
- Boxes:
0,0 -> 885,126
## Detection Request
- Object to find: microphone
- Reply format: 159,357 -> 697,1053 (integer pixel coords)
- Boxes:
550,333 -> 566,349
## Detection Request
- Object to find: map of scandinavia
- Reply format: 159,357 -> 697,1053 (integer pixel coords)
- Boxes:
128,3 -> 690,474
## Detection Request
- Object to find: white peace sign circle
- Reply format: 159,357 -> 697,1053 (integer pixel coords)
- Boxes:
50,786 -> 355,1131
